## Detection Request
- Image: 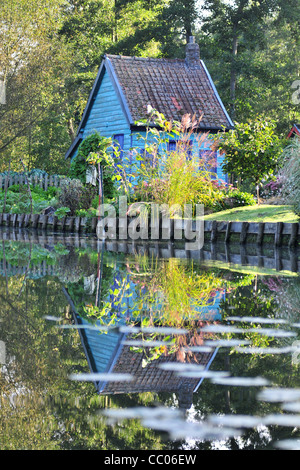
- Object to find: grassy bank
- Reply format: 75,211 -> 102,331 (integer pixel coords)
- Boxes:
204,204 -> 299,223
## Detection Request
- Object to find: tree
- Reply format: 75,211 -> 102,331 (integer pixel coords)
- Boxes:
0,0 -> 73,172
215,117 -> 284,201
199,0 -> 280,120
198,0 -> 300,130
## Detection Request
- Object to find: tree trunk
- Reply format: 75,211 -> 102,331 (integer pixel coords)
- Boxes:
230,27 -> 238,120
67,118 -> 76,142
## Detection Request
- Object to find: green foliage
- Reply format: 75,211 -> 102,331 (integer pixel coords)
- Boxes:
58,178 -> 95,216
198,0 -> 300,130
75,208 -> 97,218
54,206 -> 70,219
213,186 -> 256,212
70,132 -> 115,200
113,107 -> 229,213
69,133 -> 101,182
0,185 -> 58,214
215,117 -> 284,199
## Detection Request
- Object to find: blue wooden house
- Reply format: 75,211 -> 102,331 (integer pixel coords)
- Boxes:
65,37 -> 234,181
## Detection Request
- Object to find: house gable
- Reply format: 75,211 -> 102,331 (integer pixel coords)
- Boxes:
65,38 -> 233,182
65,60 -> 132,160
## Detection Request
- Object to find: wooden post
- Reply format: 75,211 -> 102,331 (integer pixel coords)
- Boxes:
91,217 -> 98,233
19,159 -> 33,214
211,220 -> 218,243
289,223 -> 298,248
24,214 -> 30,228
240,222 -> 248,244
275,222 -> 283,247
275,247 -> 282,271
225,222 -> 231,243
74,217 -> 80,232
11,214 -> 17,227
18,214 -> 25,228
257,222 -> 265,245
31,214 -> 39,229
289,248 -> 298,273
39,215 -> 48,230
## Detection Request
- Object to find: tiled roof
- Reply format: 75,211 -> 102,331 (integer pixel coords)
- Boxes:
106,54 -> 233,130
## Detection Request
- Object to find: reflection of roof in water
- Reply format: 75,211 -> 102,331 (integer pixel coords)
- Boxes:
66,289 -> 217,410
98,340 -> 216,397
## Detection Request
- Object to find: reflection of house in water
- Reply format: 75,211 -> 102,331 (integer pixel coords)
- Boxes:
64,272 -> 221,410
71,311 -> 217,410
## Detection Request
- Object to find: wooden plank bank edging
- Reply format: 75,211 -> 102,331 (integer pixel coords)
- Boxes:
0,213 -> 299,246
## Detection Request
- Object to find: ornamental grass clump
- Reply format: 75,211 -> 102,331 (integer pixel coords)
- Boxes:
128,108 -> 225,215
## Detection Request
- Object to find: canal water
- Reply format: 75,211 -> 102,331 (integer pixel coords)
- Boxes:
1,229 -> 300,451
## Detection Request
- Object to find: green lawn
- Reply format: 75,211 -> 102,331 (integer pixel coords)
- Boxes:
204,204 -> 299,223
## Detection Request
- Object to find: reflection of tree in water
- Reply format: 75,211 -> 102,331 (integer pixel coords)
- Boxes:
261,275 -> 300,325
0,242 -> 170,450
56,248 -> 95,284
1,238 -> 300,450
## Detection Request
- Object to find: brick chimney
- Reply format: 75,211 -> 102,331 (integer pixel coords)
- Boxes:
185,36 -> 200,68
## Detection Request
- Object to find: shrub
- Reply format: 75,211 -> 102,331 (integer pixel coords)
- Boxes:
58,178 -> 84,215
119,108 -> 226,215
212,185 -> 256,212
55,207 -> 70,219
260,176 -> 283,200
69,132 -> 115,199
214,117 -> 284,201
58,178 -> 97,215
0,188 -> 58,214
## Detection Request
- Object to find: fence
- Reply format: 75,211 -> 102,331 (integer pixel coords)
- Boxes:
0,173 -> 62,191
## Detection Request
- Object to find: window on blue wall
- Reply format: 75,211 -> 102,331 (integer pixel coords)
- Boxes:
168,140 -> 176,152
113,134 -> 124,160
199,149 -> 217,177
168,140 -> 193,160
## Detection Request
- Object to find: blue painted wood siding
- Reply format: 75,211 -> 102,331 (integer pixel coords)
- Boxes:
72,69 -> 132,160
130,131 -> 227,182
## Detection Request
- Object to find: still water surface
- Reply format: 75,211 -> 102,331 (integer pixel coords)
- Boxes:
1,230 -> 300,450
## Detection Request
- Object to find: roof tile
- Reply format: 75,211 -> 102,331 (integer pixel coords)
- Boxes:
106,54 -> 232,130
